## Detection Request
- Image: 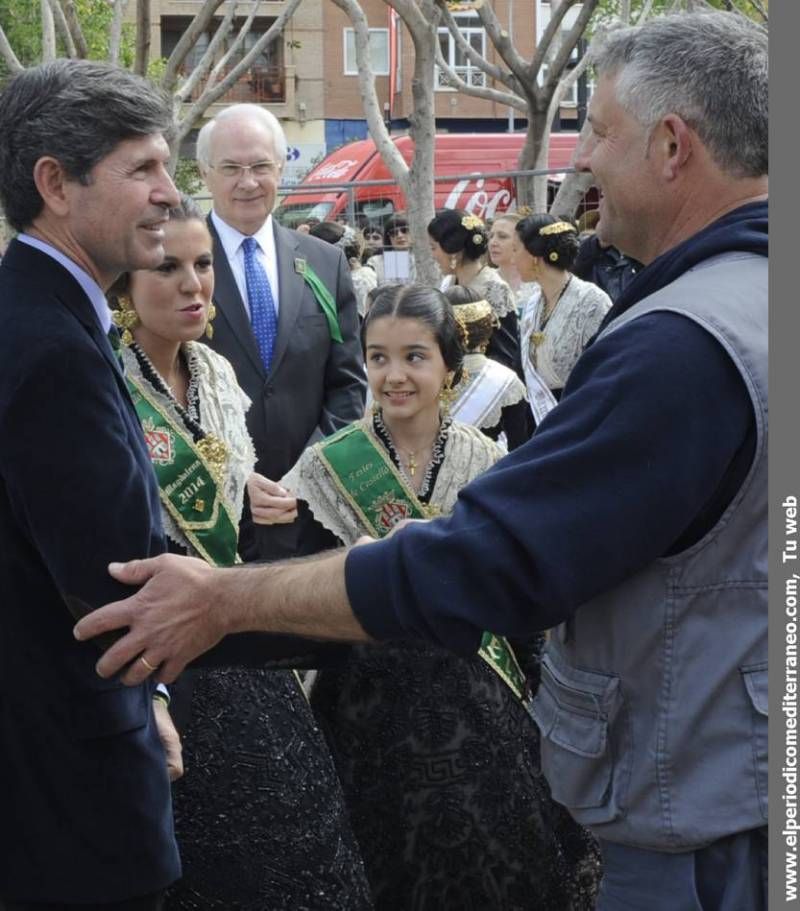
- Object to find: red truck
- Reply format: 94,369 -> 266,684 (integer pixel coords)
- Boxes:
275,132 -> 582,228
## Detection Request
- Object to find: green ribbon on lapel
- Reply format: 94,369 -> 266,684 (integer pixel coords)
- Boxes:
296,260 -> 343,343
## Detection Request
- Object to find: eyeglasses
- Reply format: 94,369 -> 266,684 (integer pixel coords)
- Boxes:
389,226 -> 409,236
209,161 -> 280,179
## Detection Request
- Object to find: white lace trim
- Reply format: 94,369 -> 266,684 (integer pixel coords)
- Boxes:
123,341 -> 256,554
281,418 -> 501,544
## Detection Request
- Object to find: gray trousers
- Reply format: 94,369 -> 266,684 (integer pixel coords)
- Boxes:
596,827 -> 767,911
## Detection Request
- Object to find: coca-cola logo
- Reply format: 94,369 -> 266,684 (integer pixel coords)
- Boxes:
443,177 -> 514,219
309,160 -> 359,182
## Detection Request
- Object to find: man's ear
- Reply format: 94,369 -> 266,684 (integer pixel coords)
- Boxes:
32,156 -> 71,218
658,114 -> 693,181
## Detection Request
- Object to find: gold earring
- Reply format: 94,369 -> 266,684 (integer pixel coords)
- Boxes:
112,295 -> 139,346
449,255 -> 459,273
438,373 -> 457,419
205,303 -> 217,340
370,400 -> 381,417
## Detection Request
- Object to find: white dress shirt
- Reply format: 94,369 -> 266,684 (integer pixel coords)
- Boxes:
211,210 -> 280,319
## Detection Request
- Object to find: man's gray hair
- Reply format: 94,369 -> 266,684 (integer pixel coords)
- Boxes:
196,104 -> 287,168
591,12 -> 767,179
0,59 -> 174,232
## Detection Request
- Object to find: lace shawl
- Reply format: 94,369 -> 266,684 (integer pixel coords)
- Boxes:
520,274 -> 612,390
123,341 -> 256,553
440,266 -> 517,319
281,417 -> 501,545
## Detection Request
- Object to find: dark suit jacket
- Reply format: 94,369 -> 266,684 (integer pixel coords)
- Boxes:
0,240 -> 180,903
205,217 -> 366,560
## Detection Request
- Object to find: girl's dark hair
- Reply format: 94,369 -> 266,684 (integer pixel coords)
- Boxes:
309,220 -> 345,245
427,208 -> 488,262
309,220 -> 365,262
383,212 -> 410,246
515,213 -> 579,272
361,283 -> 464,379
109,193 -> 207,301
442,285 -> 496,353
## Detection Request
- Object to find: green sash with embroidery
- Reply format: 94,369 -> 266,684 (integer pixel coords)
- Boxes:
127,377 -> 239,568
317,424 -> 533,712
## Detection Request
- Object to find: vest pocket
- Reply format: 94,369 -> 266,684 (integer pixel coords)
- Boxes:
532,651 -> 625,820
741,663 -> 768,819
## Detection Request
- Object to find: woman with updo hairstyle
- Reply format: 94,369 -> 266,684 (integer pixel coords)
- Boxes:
427,207 -> 521,377
514,212 -> 612,421
109,196 -> 372,910
249,281 -> 595,909
442,284 -> 531,450
310,220 -> 377,318
487,210 -> 539,313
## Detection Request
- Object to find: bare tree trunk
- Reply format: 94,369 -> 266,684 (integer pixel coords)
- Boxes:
0,25 -> 24,73
41,0 -> 56,63
135,0 -> 151,75
108,0 -> 129,65
57,0 -> 89,58
48,0 -> 77,57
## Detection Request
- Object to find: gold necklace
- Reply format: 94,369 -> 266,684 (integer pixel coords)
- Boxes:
397,431 -> 440,478
532,275 -> 572,348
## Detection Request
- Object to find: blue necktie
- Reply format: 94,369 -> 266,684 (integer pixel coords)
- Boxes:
242,236 -> 277,372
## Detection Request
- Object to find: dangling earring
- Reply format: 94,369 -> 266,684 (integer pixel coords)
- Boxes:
438,373 -> 457,419
370,400 -> 381,417
112,295 -> 139,346
449,255 -> 459,274
205,303 -> 217,340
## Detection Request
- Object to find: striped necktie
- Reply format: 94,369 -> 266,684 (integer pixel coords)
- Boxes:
242,236 -> 277,372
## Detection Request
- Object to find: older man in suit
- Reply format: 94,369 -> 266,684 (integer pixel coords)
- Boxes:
0,61 -> 182,909
197,105 -> 366,562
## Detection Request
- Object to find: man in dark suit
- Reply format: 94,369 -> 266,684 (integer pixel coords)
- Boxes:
0,61 -> 182,909
196,104 -> 366,561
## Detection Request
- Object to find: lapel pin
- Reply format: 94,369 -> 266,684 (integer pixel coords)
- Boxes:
294,257 -> 307,274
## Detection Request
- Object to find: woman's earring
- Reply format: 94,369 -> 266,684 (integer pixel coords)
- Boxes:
438,373 -> 457,419
205,303 -> 217,340
112,295 -> 139,346
449,255 -> 459,273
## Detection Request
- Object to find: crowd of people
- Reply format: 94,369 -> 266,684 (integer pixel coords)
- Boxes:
0,9 -> 767,911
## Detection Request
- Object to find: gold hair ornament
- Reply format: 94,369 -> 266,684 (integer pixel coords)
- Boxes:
539,221 -> 576,236
461,214 -> 485,232
549,251 -> 559,262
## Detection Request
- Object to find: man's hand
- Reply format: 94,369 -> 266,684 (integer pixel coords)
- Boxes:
73,554 -> 229,685
153,697 -> 184,782
247,472 -> 298,525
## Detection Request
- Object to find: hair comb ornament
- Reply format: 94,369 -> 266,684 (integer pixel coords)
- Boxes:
461,214 -> 485,231
539,221 -> 576,236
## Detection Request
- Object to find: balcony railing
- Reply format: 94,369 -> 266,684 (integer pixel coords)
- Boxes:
435,66 -> 486,90
182,64 -> 286,104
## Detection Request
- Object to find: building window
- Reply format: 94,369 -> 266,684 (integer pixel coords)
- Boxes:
436,13 -> 486,90
343,28 -> 390,76
161,16 -> 285,103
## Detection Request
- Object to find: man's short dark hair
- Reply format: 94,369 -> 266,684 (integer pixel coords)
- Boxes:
0,59 -> 175,231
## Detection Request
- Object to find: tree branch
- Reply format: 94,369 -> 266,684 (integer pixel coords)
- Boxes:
435,0 -> 506,82
41,0 -> 57,64
57,0 -> 88,58
383,0 -> 428,36
434,40 -> 526,110
528,0 -> 580,81
206,0 -> 258,92
176,0 -> 304,145
544,42 -> 590,128
473,0 -> 529,80
107,0 -> 128,64
176,1 -> 237,102
162,0 -> 225,95
544,0 -> 598,92
0,24 -> 24,74
48,0 -> 77,57
134,0 -> 151,75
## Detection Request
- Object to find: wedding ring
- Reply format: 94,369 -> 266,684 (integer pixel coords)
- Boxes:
139,655 -> 159,673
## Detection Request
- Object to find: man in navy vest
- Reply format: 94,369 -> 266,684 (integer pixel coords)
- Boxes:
0,61 -> 182,908
78,12 -> 769,909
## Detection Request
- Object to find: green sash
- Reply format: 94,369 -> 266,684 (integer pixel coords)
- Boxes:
318,424 -> 534,713
295,259 -> 343,344
127,377 -> 239,568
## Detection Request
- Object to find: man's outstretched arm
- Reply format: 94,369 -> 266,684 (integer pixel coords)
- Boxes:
74,549 -> 371,685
